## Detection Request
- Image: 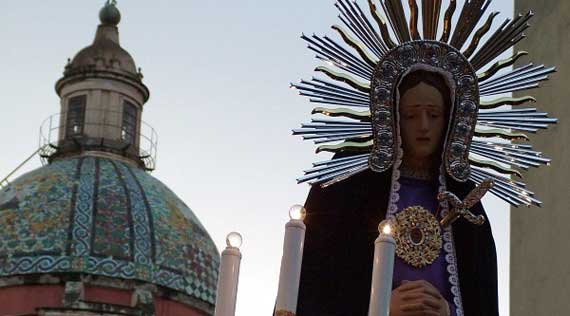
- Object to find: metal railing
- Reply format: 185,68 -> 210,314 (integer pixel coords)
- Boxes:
39,109 -> 158,170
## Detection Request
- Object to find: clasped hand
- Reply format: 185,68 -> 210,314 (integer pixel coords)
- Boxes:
390,280 -> 450,316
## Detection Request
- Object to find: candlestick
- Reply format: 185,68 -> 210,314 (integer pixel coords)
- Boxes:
368,220 -> 396,316
214,232 -> 243,316
274,205 -> 307,316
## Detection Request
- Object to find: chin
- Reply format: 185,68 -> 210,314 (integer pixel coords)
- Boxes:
411,148 -> 438,162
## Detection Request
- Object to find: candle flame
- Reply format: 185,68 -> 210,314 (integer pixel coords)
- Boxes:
378,219 -> 394,236
226,232 -> 243,248
289,204 -> 307,221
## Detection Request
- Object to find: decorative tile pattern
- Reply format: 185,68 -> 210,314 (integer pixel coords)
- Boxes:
0,156 -> 220,305
69,157 -> 97,256
93,159 -> 132,260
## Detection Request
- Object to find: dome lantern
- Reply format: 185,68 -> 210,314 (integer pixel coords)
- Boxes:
50,1 -> 153,171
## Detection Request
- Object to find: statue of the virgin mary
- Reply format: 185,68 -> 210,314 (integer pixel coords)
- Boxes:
290,1 -> 558,315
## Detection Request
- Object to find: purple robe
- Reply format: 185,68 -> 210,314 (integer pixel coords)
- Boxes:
393,176 -> 456,315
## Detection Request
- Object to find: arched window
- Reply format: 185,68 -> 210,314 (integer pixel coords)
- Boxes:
65,95 -> 86,137
121,101 -> 138,145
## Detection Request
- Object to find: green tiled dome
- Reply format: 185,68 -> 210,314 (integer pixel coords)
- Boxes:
0,155 -> 219,304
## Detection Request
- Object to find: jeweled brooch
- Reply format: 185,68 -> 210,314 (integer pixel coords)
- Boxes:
394,206 -> 442,268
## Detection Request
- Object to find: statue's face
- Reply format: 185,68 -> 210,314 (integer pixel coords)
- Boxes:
399,82 -> 447,164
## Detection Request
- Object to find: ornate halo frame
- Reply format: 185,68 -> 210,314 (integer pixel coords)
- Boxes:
370,40 -> 479,181
292,0 -> 558,207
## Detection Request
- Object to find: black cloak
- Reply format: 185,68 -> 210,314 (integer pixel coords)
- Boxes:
296,168 -> 499,316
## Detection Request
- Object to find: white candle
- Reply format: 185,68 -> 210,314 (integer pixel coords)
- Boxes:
368,220 -> 396,316
274,205 -> 307,316
214,232 -> 243,316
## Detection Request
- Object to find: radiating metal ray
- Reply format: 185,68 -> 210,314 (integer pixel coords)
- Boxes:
470,147 -> 543,168
315,66 -> 371,93
324,34 -> 377,71
480,63 -> 534,86
312,107 -> 371,121
470,170 -> 540,205
463,12 -> 499,58
299,91 -> 371,107
368,0 -> 397,49
472,140 -> 543,156
480,82 -> 539,96
303,33 -> 373,79
476,122 -> 540,133
469,172 -> 538,206
311,78 -> 370,99
478,112 -> 552,120
336,0 -> 385,58
449,0 -> 491,50
298,159 -> 368,183
480,66 -> 556,93
477,116 -> 557,125
317,140 -> 374,153
381,0 -> 412,43
478,107 -> 539,115
409,0 -> 420,40
315,55 -> 370,80
300,130 -> 372,140
473,128 -> 529,141
471,143 -> 550,164
422,0 -> 442,40
312,153 -> 370,167
439,0 -> 456,42
477,120 -> 552,131
470,154 -> 528,173
352,0 -> 390,54
293,127 -> 372,135
319,33 -> 376,72
305,42 -> 370,79
320,164 -> 370,187
477,51 -> 528,82
301,123 -> 370,129
469,175 -> 527,205
331,26 -> 379,68
312,118 -> 371,125
338,14 -> 383,59
481,66 -> 555,89
315,135 -> 373,144
303,93 -> 369,108
304,156 -> 369,173
471,166 -> 527,186
308,99 -> 370,108
292,81 -> 370,103
470,11 -> 534,71
304,160 -> 368,183
479,96 -> 536,110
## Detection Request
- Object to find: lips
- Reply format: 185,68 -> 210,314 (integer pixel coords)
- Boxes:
416,137 -> 430,142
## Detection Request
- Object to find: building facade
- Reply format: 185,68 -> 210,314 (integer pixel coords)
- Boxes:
511,1 -> 570,315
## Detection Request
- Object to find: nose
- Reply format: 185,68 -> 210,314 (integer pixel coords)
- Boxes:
419,111 -> 429,132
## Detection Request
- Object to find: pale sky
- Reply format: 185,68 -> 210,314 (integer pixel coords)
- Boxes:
0,1 -> 513,315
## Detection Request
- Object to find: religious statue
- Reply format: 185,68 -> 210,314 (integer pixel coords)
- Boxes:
290,1 -> 558,315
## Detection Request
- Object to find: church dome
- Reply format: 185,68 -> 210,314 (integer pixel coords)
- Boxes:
70,38 -> 137,75
0,155 -> 220,306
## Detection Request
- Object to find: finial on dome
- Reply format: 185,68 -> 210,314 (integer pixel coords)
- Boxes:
99,0 -> 121,26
